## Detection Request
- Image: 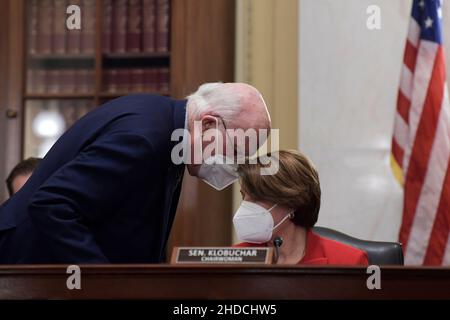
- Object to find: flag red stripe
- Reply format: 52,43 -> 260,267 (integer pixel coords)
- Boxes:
392,137 -> 404,166
404,40 -> 418,72
399,48 -> 446,248
423,160 -> 450,265
397,89 -> 411,124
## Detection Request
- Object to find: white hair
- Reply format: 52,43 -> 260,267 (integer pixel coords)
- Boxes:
186,83 -> 244,124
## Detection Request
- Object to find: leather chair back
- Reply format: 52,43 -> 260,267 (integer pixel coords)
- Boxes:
313,226 -> 404,265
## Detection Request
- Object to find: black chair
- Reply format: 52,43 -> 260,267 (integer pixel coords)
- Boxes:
312,226 -> 404,265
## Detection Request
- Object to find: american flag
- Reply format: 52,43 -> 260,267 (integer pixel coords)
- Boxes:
391,0 -> 450,265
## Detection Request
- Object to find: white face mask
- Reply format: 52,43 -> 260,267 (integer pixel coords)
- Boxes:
197,155 -> 239,191
196,117 -> 239,191
233,201 -> 292,243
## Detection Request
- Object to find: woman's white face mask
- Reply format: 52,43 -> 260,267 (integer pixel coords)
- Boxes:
233,201 -> 292,243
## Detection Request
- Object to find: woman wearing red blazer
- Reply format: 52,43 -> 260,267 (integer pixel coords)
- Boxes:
233,150 -> 368,265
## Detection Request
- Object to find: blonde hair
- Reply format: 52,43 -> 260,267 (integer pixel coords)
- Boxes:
238,150 -> 321,228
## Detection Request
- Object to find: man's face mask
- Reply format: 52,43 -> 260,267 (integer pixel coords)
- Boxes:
196,117 -> 239,191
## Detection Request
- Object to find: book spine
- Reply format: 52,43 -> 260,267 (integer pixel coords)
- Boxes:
130,68 -> 144,92
127,0 -> 142,53
38,0 -> 54,54
142,0 -> 156,53
36,69 -> 48,93
76,69 -> 90,93
112,0 -> 128,53
28,0 -> 39,55
87,69 -> 95,92
117,68 -> 130,92
27,69 -> 37,94
144,68 -> 157,92
60,69 -> 76,93
67,0 -> 82,54
48,70 -> 61,94
155,0 -> 169,52
157,67 -> 170,93
81,0 -> 96,54
103,69 -> 118,93
53,0 -> 67,54
102,0 -> 113,54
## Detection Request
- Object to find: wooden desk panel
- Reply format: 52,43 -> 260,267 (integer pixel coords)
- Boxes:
0,265 -> 449,300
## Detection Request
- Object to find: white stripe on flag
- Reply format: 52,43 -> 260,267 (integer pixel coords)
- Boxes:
394,112 -> 409,151
405,87 -> 450,265
403,40 -> 439,173
400,64 -> 413,100
407,18 -> 420,48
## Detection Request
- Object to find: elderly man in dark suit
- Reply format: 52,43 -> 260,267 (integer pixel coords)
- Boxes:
0,83 -> 270,263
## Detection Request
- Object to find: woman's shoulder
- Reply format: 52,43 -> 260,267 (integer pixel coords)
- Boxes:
310,231 -> 369,265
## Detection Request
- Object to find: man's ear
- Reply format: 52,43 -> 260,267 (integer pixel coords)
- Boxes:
201,115 -> 218,132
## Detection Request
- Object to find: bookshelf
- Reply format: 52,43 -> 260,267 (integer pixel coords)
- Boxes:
0,0 -> 235,251
24,0 -> 172,155
21,0 -> 166,156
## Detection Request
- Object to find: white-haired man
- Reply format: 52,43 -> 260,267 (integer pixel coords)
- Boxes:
0,83 -> 271,264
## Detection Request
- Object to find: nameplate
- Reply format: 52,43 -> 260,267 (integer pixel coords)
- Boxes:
171,247 -> 273,264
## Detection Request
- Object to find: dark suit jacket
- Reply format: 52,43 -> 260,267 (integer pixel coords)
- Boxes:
0,94 -> 186,264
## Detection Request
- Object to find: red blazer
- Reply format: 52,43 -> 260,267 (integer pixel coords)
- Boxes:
234,230 -> 368,265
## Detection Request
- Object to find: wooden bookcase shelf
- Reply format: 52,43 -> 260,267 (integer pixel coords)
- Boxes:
24,0 -> 172,106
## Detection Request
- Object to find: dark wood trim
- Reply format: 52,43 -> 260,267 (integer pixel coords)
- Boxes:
0,0 -> 11,201
0,265 -> 449,299
94,0 -> 102,107
19,0 -> 28,160
0,0 -> 26,200
170,0 -> 187,98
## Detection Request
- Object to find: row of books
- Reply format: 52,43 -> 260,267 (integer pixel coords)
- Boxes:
28,0 -> 96,55
27,67 -> 170,94
28,0 -> 170,56
103,67 -> 170,93
27,69 -> 95,94
103,0 -> 170,54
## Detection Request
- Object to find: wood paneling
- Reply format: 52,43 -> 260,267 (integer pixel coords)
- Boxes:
0,0 -> 25,202
171,0 -> 235,98
168,0 -> 236,251
0,0 -> 11,201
